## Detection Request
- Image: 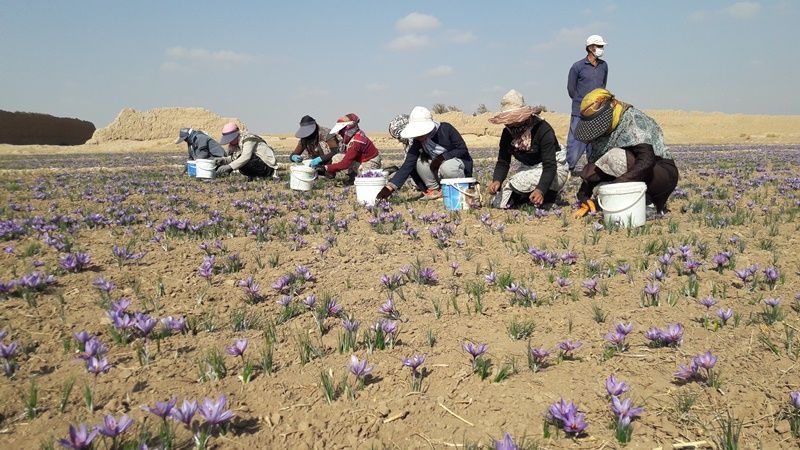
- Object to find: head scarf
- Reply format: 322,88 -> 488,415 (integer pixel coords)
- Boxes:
579,88 -> 630,135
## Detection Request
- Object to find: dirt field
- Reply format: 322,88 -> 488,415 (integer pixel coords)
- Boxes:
0,143 -> 799,449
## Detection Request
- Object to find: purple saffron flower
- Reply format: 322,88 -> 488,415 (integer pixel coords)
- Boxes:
556,277 -> 572,288
78,338 -> 108,360
661,323 -> 684,346
716,308 -> 733,324
0,341 -> 18,359
615,322 -> 633,336
419,267 -> 437,284
170,399 -> 198,428
644,327 -> 663,343
562,412 -> 588,435
790,391 -> 800,410
658,253 -> 674,266
348,354 -> 373,379
326,297 -> 343,317
699,296 -> 718,309
58,423 -> 98,450
342,317 -> 360,332
379,298 -> 399,319
380,320 -> 398,335
606,374 -> 630,397
582,278 -> 598,292
142,397 -> 177,420
558,340 -> 582,354
160,316 -> 187,334
0,330 -> 6,342
198,395 -> 235,426
548,399 -> 577,422
86,357 -> 111,376
302,295 -> 317,309
734,268 -> 750,282
463,341 -> 488,361
604,331 -> 627,348
197,256 -> 215,280
529,347 -> 550,363
135,313 -> 157,338
73,331 -> 91,346
653,268 -> 666,281
674,363 -> 698,381
96,413 -> 134,438
610,396 -> 644,420
764,298 -> 780,308
764,267 -> 779,283
493,432 -> 519,450
108,310 -> 133,330
276,295 -> 292,308
93,276 -> 116,292
226,339 -> 248,358
484,272 -> 497,284
616,263 -> 630,275
644,282 -> 661,297
712,253 -> 729,269
271,275 -> 291,292
109,297 -> 132,312
402,355 -> 425,373
693,351 -> 717,370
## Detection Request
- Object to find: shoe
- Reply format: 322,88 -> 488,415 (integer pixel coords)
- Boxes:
421,188 -> 442,201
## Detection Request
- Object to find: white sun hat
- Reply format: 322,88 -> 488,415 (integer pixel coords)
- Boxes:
586,35 -> 607,46
399,106 -> 436,139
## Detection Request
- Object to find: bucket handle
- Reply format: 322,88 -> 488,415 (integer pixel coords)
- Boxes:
450,183 -> 480,198
291,171 -> 317,182
596,188 -> 647,214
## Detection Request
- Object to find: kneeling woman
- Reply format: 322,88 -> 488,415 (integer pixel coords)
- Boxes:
573,88 -> 679,218
317,113 -> 381,182
487,90 -> 569,208
214,123 -> 278,178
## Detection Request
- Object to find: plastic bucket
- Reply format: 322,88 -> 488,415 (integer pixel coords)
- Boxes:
354,175 -> 387,206
441,178 -> 481,211
597,181 -> 647,228
195,159 -> 216,179
186,160 -> 196,177
290,165 -> 317,191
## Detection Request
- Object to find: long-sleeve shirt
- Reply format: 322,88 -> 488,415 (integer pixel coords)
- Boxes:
576,144 -> 677,202
388,122 -> 472,190
492,117 -> 560,194
219,132 -> 277,170
567,57 -> 608,115
324,129 -> 379,173
290,126 -> 340,164
186,131 -> 226,160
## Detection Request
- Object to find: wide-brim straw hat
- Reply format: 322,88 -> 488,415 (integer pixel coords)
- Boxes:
400,106 -> 436,139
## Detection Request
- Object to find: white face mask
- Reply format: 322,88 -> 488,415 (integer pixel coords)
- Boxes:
593,47 -> 604,58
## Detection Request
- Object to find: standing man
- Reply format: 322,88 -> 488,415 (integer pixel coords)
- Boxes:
566,34 -> 608,174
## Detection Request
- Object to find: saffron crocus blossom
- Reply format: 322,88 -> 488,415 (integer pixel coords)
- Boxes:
611,396 -> 643,420
764,298 -> 781,308
198,395 -> 235,426
419,267 -> 437,284
342,317 -> 360,332
238,276 -> 261,302
0,330 -> 6,342
170,399 -> 198,428
226,339 -> 248,358
615,322 -> 633,336
326,297 -> 343,317
73,331 -> 91,347
485,272 -> 497,284
78,338 -> 108,360
653,268 -> 666,281
379,298 -> 400,319
402,355 -> 425,374
463,341 -> 488,363
142,397 -> 177,420
135,313 -> 157,338
96,413 -> 134,438
693,351 -> 717,370
556,277 -> 572,288
616,263 -> 630,275
109,297 -> 132,313
197,256 -> 215,281
302,295 -> 317,309
562,412 -> 588,435
558,340 -> 582,356
764,267 -> 779,284
604,331 -> 627,349
548,399 -> 588,435
644,282 -> 660,297
582,278 -> 598,293
348,355 -> 373,379
93,276 -> 116,293
528,347 -> 550,364
606,374 -> 630,397
58,423 -> 98,450
712,253 -> 729,270
716,308 -> 733,324
674,363 -> 699,382
698,296 -> 718,309
276,295 -> 292,307
86,357 -> 111,376
161,316 -> 187,334
790,391 -> 800,410
493,432 -> 519,450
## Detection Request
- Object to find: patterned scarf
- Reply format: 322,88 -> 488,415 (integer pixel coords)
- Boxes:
506,116 -> 536,151
488,106 -> 541,126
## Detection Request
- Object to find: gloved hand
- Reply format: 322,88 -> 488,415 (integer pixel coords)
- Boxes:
290,155 -> 302,163
574,199 -> 597,218
376,186 -> 394,201
213,157 -> 227,166
429,155 -> 445,175
215,165 -> 233,176
309,157 -> 323,168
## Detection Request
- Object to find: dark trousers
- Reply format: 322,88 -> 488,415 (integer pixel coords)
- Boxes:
578,159 -> 678,212
239,157 -> 274,178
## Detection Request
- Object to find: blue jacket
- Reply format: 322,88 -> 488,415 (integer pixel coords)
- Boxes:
388,122 -> 472,189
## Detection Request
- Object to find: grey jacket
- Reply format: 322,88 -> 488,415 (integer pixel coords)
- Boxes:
187,130 -> 226,160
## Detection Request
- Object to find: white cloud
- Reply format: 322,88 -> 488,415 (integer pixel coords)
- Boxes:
365,82 -> 387,92
725,1 -> 761,18
395,12 -> 441,32
534,23 -> 607,51
425,65 -> 454,77
165,46 -> 255,64
386,34 -> 431,51
446,30 -> 476,44
688,10 -> 708,21
159,61 -> 184,72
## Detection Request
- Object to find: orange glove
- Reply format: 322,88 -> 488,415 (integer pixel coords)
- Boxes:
573,199 -> 597,218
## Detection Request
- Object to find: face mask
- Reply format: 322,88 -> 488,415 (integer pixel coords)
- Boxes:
593,47 -> 604,58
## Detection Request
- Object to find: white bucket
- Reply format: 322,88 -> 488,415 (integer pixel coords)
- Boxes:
441,178 -> 481,210
354,175 -> 387,206
290,165 -> 317,191
195,159 -> 216,179
186,160 -> 196,177
597,181 -> 647,228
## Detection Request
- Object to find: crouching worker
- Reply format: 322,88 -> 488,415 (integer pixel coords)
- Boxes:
573,88 -> 679,218
388,114 -> 427,194
214,122 -> 278,179
175,128 -> 226,160
316,114 -> 381,183
290,115 -> 340,174
377,106 -> 472,202
487,90 -> 569,209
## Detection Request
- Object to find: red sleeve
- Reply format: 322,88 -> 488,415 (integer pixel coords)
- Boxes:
325,140 -> 362,173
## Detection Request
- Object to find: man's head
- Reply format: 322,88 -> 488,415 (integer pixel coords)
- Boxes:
585,34 -> 607,58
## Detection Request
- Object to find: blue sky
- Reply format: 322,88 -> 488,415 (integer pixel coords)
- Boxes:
0,0 -> 796,133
